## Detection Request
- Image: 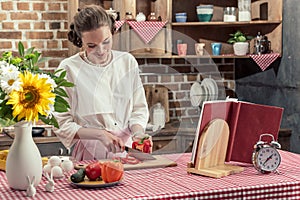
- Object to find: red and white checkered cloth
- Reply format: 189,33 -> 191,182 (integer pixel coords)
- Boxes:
115,20 -> 125,31
0,151 -> 300,199
250,53 -> 281,71
126,21 -> 168,44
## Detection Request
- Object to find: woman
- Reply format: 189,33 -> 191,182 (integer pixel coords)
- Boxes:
54,5 -> 149,160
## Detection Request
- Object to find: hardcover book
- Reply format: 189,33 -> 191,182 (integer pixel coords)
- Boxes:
191,99 -> 284,164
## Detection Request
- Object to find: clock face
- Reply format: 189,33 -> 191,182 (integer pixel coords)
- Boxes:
257,146 -> 281,172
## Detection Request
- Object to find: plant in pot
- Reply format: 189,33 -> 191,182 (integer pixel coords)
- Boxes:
227,30 -> 253,56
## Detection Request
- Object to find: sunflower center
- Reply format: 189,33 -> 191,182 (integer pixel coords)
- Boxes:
22,86 -> 40,108
8,79 -> 15,86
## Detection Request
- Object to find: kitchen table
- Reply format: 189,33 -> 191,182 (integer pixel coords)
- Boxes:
0,150 -> 300,200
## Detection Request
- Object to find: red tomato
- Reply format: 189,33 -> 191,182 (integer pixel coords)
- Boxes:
85,162 -> 102,181
101,160 -> 124,183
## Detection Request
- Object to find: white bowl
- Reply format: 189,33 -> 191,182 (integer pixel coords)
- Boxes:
196,5 -> 214,14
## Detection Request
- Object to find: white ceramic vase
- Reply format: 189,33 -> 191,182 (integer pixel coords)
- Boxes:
233,42 -> 249,56
6,121 -> 43,190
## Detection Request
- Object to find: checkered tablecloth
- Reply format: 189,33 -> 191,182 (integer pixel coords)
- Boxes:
1,150 -> 300,200
126,21 -> 168,44
115,20 -> 125,31
250,53 -> 281,71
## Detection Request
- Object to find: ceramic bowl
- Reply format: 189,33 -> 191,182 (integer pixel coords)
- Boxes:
32,127 -> 45,137
196,5 -> 214,22
175,13 -> 187,22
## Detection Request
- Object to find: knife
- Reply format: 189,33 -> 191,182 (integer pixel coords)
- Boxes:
125,146 -> 156,161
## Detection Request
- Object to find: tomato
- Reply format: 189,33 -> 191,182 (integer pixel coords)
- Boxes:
101,160 -> 124,183
85,162 -> 102,181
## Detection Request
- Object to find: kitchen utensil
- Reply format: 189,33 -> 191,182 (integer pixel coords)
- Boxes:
125,146 -> 156,161
254,32 -> 271,55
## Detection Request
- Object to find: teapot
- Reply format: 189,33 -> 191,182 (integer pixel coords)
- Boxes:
254,32 -> 271,55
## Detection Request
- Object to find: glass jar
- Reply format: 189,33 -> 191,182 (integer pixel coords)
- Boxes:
149,103 -> 165,129
223,7 -> 237,22
238,0 -> 251,21
125,12 -> 134,21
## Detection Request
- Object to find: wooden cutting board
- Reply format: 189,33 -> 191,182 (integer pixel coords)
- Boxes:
75,155 -> 177,171
123,155 -> 177,170
144,85 -> 169,122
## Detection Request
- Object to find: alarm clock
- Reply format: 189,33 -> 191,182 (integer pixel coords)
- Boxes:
252,133 -> 281,174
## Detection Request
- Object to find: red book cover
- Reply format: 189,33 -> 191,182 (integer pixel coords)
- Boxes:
191,100 -> 284,164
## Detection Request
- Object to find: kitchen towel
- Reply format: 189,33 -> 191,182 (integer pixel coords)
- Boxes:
250,53 -> 280,71
115,20 -> 125,31
126,21 -> 168,44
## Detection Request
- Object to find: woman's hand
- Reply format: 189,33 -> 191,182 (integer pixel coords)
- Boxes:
76,127 -> 125,153
102,130 -> 125,153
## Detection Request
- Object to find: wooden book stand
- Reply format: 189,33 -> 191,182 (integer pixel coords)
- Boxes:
187,119 -> 244,178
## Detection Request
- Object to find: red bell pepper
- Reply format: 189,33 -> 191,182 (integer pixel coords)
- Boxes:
132,136 -> 152,153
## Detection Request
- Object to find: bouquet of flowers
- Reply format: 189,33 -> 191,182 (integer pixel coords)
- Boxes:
0,42 -> 74,128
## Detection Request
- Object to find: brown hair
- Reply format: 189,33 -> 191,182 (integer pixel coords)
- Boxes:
68,5 -> 116,48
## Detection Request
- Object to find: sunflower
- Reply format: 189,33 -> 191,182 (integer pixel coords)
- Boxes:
6,71 -> 56,122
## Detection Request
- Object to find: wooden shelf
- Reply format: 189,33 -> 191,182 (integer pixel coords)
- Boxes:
133,54 -> 281,59
171,20 -> 282,27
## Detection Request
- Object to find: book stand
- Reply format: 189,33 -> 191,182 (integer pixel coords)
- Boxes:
187,119 -> 244,178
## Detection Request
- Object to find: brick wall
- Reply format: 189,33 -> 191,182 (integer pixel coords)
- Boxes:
0,0 -> 69,72
137,57 -> 236,123
0,1 -> 236,122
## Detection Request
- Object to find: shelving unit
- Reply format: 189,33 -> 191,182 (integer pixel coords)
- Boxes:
69,0 -> 282,57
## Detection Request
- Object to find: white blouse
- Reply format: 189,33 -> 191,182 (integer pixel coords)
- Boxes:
53,50 -> 149,160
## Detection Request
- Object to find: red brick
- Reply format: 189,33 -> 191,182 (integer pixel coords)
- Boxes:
1,1 -> 13,10
14,41 -> 28,49
0,13 -> 7,21
26,32 -> 54,39
42,13 -> 67,20
42,50 -> 68,58
187,74 -> 197,81
17,2 -> 30,10
57,31 -> 68,39
0,41 -> 12,49
47,41 -> 59,49
62,3 -> 68,11
0,31 -> 22,39
48,59 -> 62,68
31,41 -> 45,49
11,12 -> 39,20
33,3 -> 45,11
34,22 -> 46,29
18,22 -> 31,30
2,22 -> 14,29
161,75 -> 171,82
62,40 -> 69,48
48,3 -> 61,11
174,75 -> 184,82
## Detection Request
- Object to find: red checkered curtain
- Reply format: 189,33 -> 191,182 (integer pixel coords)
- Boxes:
250,53 -> 281,71
126,21 -> 168,44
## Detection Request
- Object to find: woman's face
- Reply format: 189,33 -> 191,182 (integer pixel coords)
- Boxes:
81,25 -> 113,64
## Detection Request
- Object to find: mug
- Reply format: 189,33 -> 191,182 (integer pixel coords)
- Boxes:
177,43 -> 187,56
195,43 -> 205,56
211,43 -> 222,55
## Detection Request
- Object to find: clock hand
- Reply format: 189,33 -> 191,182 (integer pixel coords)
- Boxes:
263,154 -> 273,166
